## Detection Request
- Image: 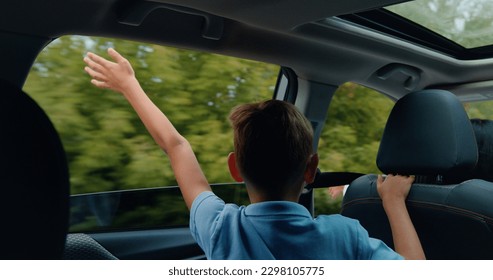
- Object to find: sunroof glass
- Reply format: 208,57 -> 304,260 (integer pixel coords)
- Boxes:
386,0 -> 493,49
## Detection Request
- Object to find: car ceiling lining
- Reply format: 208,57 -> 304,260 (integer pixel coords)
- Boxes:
3,0 -> 493,100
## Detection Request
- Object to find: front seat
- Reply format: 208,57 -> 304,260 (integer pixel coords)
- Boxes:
0,79 -> 69,259
341,89 -> 493,260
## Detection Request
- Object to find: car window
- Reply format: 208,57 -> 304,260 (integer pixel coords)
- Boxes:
464,100 -> 493,119
24,35 -> 278,195
24,35 -> 278,232
69,183 -> 250,233
314,83 -> 394,215
386,0 -> 493,49
317,83 -> 394,174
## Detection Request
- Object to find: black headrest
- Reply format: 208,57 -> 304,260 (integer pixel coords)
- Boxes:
377,89 -> 478,176
0,79 -> 69,259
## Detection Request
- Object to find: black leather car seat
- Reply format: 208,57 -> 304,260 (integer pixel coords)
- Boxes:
341,89 -> 493,259
0,79 -> 69,259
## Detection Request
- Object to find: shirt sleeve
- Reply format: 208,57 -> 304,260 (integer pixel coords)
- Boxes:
366,237 -> 404,260
189,191 -> 226,257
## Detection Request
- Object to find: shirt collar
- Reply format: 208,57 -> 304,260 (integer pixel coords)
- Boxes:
244,200 -> 312,218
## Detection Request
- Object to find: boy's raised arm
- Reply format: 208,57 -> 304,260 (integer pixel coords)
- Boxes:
83,48 -> 211,209
377,174 -> 425,260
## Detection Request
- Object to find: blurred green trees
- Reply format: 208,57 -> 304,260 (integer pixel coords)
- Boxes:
25,36 -> 277,194
317,83 -> 394,174
387,0 -> 493,49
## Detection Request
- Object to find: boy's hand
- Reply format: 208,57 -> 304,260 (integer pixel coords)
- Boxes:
377,174 -> 414,203
377,174 -> 425,259
84,48 -> 138,95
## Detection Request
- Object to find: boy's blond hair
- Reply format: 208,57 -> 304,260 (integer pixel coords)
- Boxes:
229,100 -> 314,196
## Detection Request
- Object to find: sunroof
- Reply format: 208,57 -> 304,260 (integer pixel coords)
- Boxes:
386,0 -> 493,49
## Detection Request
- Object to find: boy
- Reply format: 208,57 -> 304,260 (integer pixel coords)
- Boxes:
83,48 -> 425,260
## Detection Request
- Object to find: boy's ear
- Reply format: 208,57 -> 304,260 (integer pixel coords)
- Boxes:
228,152 -> 244,182
304,153 -> 319,184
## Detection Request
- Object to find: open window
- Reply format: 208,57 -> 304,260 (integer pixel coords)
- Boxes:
24,36 -> 279,241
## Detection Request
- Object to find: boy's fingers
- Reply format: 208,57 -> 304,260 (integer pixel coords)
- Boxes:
90,79 -> 110,89
87,52 -> 112,67
84,66 -> 107,82
377,174 -> 384,186
84,65 -> 97,76
408,175 -> 415,184
83,56 -> 104,73
107,48 -> 125,63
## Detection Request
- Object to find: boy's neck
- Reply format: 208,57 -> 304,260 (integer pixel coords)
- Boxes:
246,184 -> 303,204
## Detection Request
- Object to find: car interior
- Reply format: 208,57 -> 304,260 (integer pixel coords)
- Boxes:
2,0 -> 493,260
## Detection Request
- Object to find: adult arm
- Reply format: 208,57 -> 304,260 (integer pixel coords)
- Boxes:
83,48 -> 211,209
377,174 -> 425,260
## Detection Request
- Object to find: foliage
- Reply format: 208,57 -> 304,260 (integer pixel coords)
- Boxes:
317,83 -> 394,174
25,36 -> 277,195
465,100 -> 493,119
387,0 -> 493,48
314,188 -> 343,216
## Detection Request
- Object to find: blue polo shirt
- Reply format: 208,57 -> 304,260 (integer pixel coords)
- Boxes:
190,191 -> 403,260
